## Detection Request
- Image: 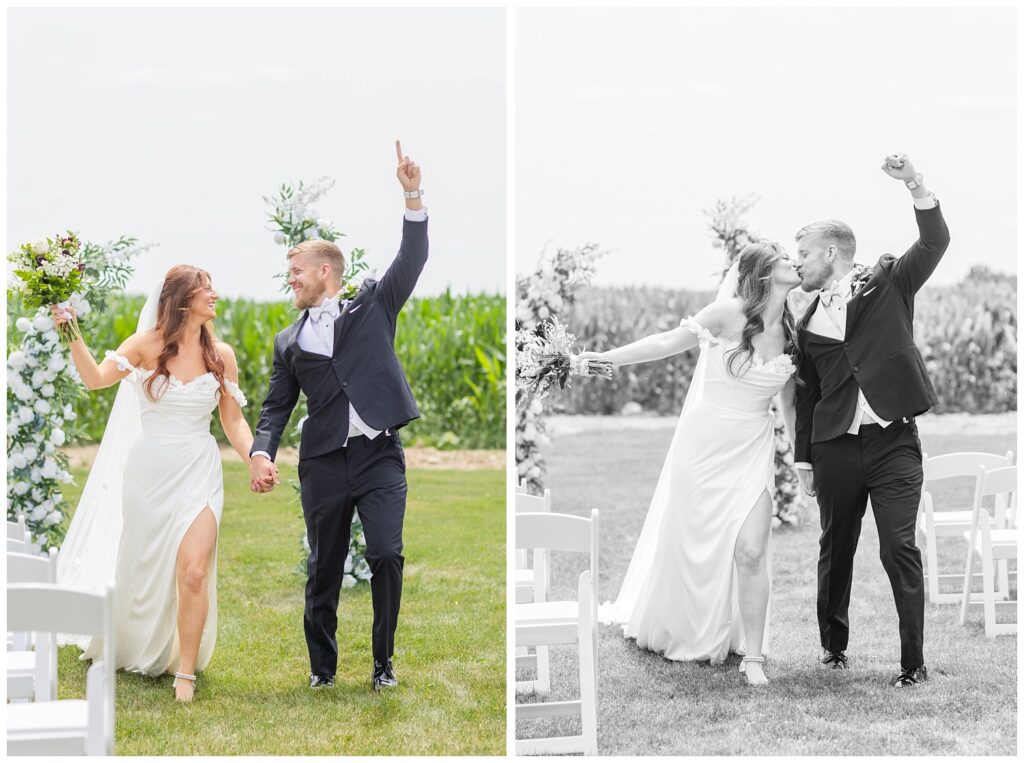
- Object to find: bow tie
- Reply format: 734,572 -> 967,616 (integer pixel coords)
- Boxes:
308,299 -> 341,323
819,281 -> 850,307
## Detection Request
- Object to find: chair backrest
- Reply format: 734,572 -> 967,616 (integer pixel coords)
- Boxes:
515,489 -> 551,514
978,465 -> 1017,528
516,480 -> 528,494
925,451 -> 1014,483
517,510 -> 597,554
7,583 -> 113,641
7,547 -> 58,584
7,514 -> 27,540
7,529 -> 32,553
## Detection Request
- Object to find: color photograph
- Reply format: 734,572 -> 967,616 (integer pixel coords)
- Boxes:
7,6 -> 505,755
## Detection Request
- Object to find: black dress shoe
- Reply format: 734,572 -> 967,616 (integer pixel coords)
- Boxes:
820,650 -> 849,669
372,659 -> 398,692
892,665 -> 928,688
309,673 -> 335,689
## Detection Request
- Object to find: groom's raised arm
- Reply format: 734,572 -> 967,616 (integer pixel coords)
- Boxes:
251,333 -> 301,463
375,139 -> 429,318
879,153 -> 950,297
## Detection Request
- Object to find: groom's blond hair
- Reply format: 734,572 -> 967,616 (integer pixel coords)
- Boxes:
288,240 -> 346,283
795,220 -> 857,260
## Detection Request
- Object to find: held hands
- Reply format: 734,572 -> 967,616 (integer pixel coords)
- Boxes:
395,140 -> 421,192
49,304 -> 82,342
796,467 -> 817,498
880,152 -> 918,182
576,351 -> 615,380
249,455 -> 279,494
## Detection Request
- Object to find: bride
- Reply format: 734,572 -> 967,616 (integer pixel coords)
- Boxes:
52,265 -> 266,702
579,242 -> 802,685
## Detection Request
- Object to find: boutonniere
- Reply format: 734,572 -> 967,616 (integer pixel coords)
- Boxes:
338,278 -> 363,302
850,264 -> 874,298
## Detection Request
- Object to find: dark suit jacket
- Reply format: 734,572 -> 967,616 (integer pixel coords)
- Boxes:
794,204 -> 950,463
251,216 -> 429,461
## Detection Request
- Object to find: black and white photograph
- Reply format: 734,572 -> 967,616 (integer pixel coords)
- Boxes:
514,5 -> 1017,756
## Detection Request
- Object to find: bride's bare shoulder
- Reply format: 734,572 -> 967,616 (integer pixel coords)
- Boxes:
693,298 -> 745,338
114,330 -> 162,367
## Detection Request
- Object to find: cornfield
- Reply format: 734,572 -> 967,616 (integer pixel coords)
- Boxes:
555,268 -> 1016,415
14,291 -> 505,450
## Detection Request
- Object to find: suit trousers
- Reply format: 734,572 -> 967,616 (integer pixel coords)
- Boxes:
298,431 -> 407,676
811,420 -> 925,670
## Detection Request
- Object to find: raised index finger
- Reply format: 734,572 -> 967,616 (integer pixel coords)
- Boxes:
395,140 -> 403,163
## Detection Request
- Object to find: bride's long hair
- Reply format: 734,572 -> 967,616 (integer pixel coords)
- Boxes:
725,242 -> 797,377
143,265 -> 226,401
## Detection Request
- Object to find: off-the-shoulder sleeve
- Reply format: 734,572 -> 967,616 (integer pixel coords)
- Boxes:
222,379 -> 248,407
104,350 -> 146,382
680,316 -> 720,350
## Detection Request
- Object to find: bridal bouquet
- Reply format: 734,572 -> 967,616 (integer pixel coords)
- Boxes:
8,232 -> 86,343
516,317 -> 609,405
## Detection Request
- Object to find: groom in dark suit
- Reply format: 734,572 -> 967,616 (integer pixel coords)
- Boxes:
249,141 -> 428,691
793,153 -> 949,688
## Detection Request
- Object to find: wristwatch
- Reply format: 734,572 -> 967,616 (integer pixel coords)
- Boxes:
404,189 -> 425,199
905,173 -> 924,190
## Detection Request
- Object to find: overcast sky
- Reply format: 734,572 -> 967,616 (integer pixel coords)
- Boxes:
8,7 -> 505,301
517,6 -> 1017,290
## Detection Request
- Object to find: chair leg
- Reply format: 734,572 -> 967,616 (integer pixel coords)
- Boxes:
982,545 -> 997,639
578,624 -> 598,756
922,527 -> 941,604
535,645 -> 551,695
960,545 -> 976,626
996,559 -> 1010,601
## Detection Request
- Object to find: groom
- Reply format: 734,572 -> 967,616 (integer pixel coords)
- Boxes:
793,153 -> 949,688
249,141 -> 428,691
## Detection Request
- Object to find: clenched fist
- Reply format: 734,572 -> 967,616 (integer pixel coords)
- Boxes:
880,152 -> 918,182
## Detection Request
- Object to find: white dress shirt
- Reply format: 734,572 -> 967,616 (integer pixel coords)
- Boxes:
794,196 -> 935,471
253,206 -> 427,461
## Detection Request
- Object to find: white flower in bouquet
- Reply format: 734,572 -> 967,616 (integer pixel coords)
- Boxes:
31,239 -> 49,255
45,510 -> 62,527
47,355 -> 66,373
44,441 -> 55,453
31,466 -> 42,481
15,317 -> 31,333
41,383 -> 55,397
527,465 -> 542,479
14,384 -> 34,402
34,399 -> 51,415
354,558 -> 371,579
7,420 -> 21,436
30,506 -> 47,522
18,407 -> 34,424
32,314 -> 52,332
31,487 -> 44,502
273,232 -> 286,245
342,574 -> 357,589
31,369 -> 48,388
8,350 -> 27,369
9,453 -> 27,470
43,329 -> 60,344
13,482 -> 29,496
41,458 -> 59,479
51,428 -> 66,446
68,293 -> 91,317
344,553 -> 354,573
23,445 -> 38,462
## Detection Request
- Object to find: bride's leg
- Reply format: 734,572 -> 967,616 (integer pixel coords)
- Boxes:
175,507 -> 218,701
734,489 -> 773,685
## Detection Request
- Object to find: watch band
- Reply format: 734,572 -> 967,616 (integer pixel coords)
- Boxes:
403,189 -> 424,199
905,173 -> 924,190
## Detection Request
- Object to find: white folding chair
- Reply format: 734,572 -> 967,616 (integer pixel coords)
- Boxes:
6,582 -> 116,756
515,490 -> 552,695
7,514 -> 27,540
959,466 -> 1017,638
917,451 -> 1015,604
7,548 -> 59,702
515,510 -> 599,756
8,529 -> 33,554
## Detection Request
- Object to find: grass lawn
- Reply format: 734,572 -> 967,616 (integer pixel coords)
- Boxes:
516,418 -> 1017,756
57,462 -> 505,756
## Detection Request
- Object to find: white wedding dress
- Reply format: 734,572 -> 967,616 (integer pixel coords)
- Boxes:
66,349 -> 246,676
600,315 -> 795,664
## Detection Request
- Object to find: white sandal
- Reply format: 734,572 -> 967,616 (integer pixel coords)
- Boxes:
738,655 -> 768,685
173,672 -> 197,702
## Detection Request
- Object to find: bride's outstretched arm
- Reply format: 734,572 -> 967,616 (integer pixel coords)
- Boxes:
50,306 -> 143,390
216,343 -> 259,466
579,299 -> 734,369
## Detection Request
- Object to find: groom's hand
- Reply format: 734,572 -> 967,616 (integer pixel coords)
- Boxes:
249,455 -> 278,493
880,152 -> 918,182
395,139 -> 422,204
796,466 -> 817,498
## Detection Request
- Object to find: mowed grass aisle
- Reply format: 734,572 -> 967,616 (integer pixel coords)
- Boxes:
58,462 -> 505,756
516,415 -> 1016,756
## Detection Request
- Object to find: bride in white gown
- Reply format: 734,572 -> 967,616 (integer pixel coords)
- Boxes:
52,265 -> 268,702
580,242 -> 802,685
